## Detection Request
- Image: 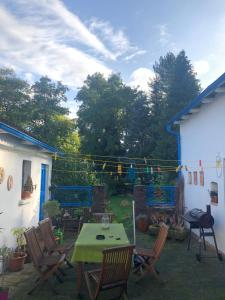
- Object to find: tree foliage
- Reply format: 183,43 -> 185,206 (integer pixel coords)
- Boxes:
0,50 -> 201,188
149,50 -> 201,161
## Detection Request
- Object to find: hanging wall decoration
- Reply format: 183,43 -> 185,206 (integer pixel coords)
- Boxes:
7,175 -> 13,191
188,172 -> 192,184
199,171 -> 204,186
193,171 -> 198,185
0,167 -> 5,184
216,154 -> 222,178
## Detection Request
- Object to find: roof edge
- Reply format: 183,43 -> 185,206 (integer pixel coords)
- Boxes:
0,122 -> 58,154
167,72 -> 225,126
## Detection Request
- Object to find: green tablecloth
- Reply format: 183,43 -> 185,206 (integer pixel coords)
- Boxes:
71,223 -> 130,263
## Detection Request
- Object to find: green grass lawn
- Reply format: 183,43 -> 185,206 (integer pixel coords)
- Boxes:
107,194 -> 133,230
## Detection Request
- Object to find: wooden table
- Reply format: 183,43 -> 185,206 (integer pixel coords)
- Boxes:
71,223 -> 130,294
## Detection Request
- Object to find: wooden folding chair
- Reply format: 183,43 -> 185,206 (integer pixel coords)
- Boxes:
39,218 -> 74,268
133,223 -> 168,282
85,245 -> 135,300
92,212 -> 115,223
24,227 -> 66,295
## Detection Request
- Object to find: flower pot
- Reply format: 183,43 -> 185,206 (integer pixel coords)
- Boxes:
21,191 -> 32,200
9,252 -> 27,272
0,288 -> 9,300
149,225 -> 160,236
174,229 -> 188,241
136,215 -> 149,232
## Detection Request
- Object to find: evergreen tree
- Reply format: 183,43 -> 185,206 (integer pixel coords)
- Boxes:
149,50 -> 201,163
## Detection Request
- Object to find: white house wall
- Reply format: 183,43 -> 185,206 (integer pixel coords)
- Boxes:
180,92 -> 225,252
0,136 -> 52,248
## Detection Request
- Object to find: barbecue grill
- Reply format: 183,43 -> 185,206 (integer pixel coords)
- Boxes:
183,205 -> 223,261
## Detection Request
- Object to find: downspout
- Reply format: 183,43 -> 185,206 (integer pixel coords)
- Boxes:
166,123 -> 181,176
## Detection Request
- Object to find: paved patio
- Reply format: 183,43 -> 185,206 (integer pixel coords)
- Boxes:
2,230 -> 225,300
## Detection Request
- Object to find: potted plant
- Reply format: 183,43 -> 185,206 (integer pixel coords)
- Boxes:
0,247 -> 11,275
0,213 -> 9,300
43,200 -> 61,225
9,227 -> 27,272
21,176 -> 34,200
136,214 -> 149,232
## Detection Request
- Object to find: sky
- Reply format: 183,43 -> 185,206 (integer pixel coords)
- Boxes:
1,0 -> 225,116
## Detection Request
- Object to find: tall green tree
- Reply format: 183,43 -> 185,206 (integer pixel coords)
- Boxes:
76,73 -> 128,156
0,68 -> 31,127
149,50 -> 201,162
124,90 -> 151,157
29,76 -> 69,145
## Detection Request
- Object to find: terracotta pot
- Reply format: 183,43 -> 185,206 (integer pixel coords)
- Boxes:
21,191 -> 32,200
9,252 -> 27,272
0,288 -> 9,300
136,216 -> 149,232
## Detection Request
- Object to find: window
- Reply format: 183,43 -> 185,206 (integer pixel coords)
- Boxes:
21,160 -> 32,199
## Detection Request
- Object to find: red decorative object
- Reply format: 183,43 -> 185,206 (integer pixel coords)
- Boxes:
200,171 -> 204,186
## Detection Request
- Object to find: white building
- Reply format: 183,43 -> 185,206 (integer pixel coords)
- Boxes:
167,72 -> 225,253
0,121 -> 57,248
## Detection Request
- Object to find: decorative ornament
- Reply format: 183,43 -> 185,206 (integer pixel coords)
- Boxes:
199,171 -> 204,186
0,167 -> 5,184
128,164 -> 136,182
150,167 -> 154,175
117,164 -> 122,176
102,162 -> 106,170
7,175 -> 13,191
157,166 -> 161,173
216,154 -> 222,178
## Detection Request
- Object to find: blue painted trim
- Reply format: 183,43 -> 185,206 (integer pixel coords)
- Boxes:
51,185 -> 93,207
168,72 -> 225,126
147,185 -> 175,207
39,164 -> 47,221
0,122 -> 58,154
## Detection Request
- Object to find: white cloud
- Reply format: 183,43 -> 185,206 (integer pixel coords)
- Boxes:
0,3 -> 111,88
89,18 -> 145,59
157,24 -> 179,53
10,0 -> 115,60
129,67 -> 154,92
193,60 -> 210,76
124,50 -> 147,61
158,24 -> 170,46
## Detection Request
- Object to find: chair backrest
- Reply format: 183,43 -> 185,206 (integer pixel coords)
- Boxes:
24,227 -> 44,267
99,245 -> 135,287
93,213 -> 114,223
39,218 -> 57,251
152,223 -> 168,259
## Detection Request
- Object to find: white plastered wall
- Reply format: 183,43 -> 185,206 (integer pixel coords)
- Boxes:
0,135 -> 52,248
180,93 -> 225,252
